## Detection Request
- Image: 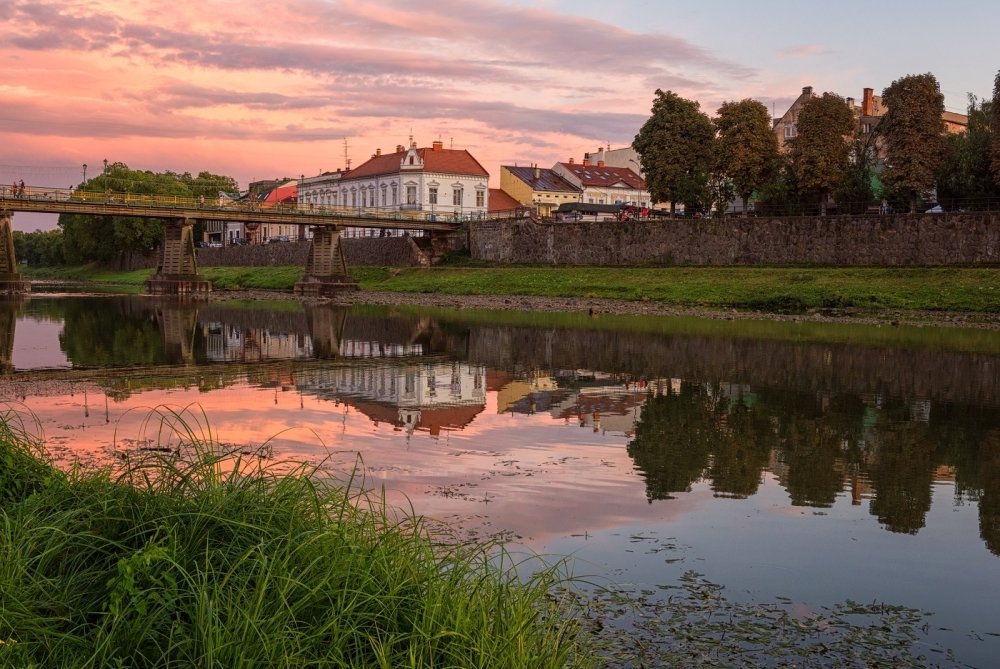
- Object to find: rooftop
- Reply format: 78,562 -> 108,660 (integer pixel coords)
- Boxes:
503,165 -> 579,193
344,142 -> 489,180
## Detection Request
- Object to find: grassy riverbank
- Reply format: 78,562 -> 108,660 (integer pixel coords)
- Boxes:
0,414 -> 583,668
23,264 -> 1000,313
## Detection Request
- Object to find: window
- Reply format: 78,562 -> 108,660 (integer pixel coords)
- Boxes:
406,185 -> 416,205
351,190 -> 356,207
429,187 -> 438,205
784,125 -> 797,139
476,190 -> 484,207
392,186 -> 397,205
452,188 -> 463,206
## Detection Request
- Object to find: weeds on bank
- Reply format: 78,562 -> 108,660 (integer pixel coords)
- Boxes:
0,407 -> 586,668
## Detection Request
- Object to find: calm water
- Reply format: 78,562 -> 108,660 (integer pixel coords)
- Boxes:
3,293 -> 1000,666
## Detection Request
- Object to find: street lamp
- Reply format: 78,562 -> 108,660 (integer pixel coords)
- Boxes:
103,158 -> 108,174
82,163 -> 88,183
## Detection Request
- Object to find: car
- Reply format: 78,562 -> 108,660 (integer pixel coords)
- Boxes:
208,241 -> 223,248
268,235 -> 291,243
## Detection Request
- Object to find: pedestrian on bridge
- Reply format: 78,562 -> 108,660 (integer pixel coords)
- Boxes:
17,180 -> 25,197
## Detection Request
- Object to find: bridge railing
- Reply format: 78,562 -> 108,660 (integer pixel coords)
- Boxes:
0,185 -> 535,225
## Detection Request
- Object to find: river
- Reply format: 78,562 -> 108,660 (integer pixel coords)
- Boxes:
2,291 -> 999,667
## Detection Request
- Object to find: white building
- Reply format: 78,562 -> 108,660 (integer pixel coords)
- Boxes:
298,170 -> 345,209
552,157 -> 650,208
337,140 -> 489,235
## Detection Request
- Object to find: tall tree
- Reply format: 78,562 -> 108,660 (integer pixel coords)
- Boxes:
992,70 -> 1000,189
714,98 -> 779,216
880,73 -> 946,213
633,89 -> 715,215
789,92 -> 854,215
936,94 -> 997,209
59,164 -> 240,265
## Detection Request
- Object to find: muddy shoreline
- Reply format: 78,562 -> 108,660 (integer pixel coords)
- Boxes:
209,288 -> 1000,330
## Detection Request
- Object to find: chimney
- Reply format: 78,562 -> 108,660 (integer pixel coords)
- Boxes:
846,97 -> 855,109
431,140 -> 443,151
802,85 -> 813,96
533,165 -> 541,179
597,160 -> 605,167
863,88 -> 874,116
568,157 -> 575,164
396,144 -> 404,153
582,157 -> 590,167
375,148 -> 381,156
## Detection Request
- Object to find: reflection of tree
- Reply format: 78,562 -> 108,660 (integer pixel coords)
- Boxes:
709,401 -> 773,499
867,403 -> 935,534
779,395 -> 866,508
627,384 -> 717,501
58,298 -> 166,368
977,429 -> 1000,555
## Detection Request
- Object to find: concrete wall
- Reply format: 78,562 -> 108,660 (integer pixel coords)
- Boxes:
469,213 -> 1000,266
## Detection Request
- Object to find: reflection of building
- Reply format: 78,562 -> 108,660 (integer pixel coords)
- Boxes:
298,361 -> 487,437
202,323 -> 313,363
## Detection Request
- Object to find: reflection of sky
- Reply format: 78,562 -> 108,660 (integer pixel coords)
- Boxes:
12,317 -> 69,369
6,369 -> 1000,666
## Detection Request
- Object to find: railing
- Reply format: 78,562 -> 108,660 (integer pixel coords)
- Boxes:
0,184 -> 535,225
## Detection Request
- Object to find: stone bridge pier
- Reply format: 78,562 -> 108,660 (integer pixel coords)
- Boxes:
294,226 -> 359,296
0,297 -> 23,372
0,212 -> 30,294
146,218 -> 212,295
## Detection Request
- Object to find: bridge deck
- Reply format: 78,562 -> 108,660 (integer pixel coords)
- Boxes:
0,185 -> 491,230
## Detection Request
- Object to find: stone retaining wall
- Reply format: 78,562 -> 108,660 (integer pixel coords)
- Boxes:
469,213 -> 1000,266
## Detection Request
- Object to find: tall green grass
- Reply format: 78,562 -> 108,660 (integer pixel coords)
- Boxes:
0,408 -> 586,668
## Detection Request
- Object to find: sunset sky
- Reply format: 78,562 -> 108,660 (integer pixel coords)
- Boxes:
2,0 -> 998,230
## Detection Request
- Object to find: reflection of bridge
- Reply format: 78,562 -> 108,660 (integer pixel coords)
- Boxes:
0,185 -> 520,295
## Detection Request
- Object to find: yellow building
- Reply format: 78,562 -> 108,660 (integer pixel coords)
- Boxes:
500,165 -> 581,217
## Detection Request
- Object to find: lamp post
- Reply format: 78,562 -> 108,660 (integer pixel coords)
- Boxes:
82,163 -> 88,183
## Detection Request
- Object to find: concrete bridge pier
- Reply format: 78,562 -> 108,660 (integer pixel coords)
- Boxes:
294,226 -> 358,296
0,212 -> 30,295
146,218 -> 212,295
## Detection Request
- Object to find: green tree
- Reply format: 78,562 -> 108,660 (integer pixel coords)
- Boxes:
633,89 -> 716,215
936,95 -> 997,209
991,70 -> 1000,189
13,229 -> 65,266
714,99 -> 779,216
835,126 -> 878,214
59,164 -> 240,265
880,73 -> 946,213
789,92 -> 854,215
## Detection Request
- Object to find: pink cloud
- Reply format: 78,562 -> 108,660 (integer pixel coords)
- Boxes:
0,0 -> 761,191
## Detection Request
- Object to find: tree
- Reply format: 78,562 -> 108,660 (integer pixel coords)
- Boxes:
835,125 -> 878,215
880,73 -> 946,213
714,99 -> 779,216
633,89 -> 715,215
789,92 -> 854,215
991,70 -> 1000,189
59,164 -> 240,265
936,94 -> 997,209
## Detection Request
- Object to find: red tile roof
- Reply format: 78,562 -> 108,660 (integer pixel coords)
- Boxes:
488,188 -> 521,212
344,146 -> 489,180
557,162 -> 645,189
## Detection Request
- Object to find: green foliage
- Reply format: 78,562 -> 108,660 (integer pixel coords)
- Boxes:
0,409 -> 586,668
714,98 -> 780,212
835,127 -> 877,215
58,164 -> 240,265
880,73 -> 947,212
12,229 -> 65,266
936,95 -> 998,209
991,69 -> 1000,188
633,89 -> 716,214
790,92 -> 855,215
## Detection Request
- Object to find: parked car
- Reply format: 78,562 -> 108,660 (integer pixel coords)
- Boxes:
268,235 -> 291,243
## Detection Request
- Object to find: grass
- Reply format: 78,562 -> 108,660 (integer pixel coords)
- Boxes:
23,263 -> 1000,313
0,408 -> 586,668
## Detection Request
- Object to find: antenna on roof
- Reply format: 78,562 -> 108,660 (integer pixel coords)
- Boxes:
343,137 -> 351,170
450,137 -> 453,149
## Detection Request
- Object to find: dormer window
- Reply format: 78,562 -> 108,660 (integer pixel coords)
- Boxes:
409,156 -> 414,165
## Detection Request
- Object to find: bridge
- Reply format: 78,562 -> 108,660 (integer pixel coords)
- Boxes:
0,184 -> 523,295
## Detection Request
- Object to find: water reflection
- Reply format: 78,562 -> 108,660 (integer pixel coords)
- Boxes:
3,293 -> 1000,663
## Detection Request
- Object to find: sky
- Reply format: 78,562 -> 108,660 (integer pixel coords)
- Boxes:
2,0 -> 998,230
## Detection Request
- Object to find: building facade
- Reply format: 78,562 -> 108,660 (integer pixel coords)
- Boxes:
500,165 -> 580,217
337,140 -> 490,228
551,158 -> 649,208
